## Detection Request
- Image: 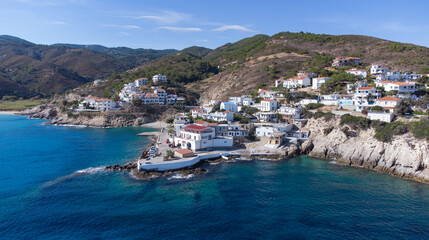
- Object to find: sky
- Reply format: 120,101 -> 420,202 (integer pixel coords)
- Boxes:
1,0 -> 429,50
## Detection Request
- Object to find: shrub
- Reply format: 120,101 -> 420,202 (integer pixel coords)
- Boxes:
371,106 -> 384,112
340,114 -> 371,130
374,122 -> 409,142
306,103 -> 324,110
342,126 -> 349,135
410,120 -> 429,140
165,117 -> 174,124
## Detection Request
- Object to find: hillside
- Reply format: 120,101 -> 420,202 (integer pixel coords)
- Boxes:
187,32 -> 429,101
0,35 -> 177,99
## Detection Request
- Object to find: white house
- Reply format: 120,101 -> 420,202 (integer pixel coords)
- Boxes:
299,99 -> 319,105
154,88 -> 167,103
319,94 -> 341,106
371,64 -> 388,75
135,78 -> 148,87
332,56 -> 361,67
152,74 -> 167,84
261,99 -> 278,112
143,93 -> 161,104
220,102 -> 238,113
376,81 -> 416,94
278,107 -> 302,122
255,112 -> 278,123
255,124 -> 293,137
209,99 -> 221,106
258,89 -> 277,99
368,112 -> 394,122
375,96 -> 402,111
355,87 -> 381,98
173,124 -> 233,151
345,68 -> 367,78
275,76 -> 311,88
312,77 -> 331,90
80,97 -> 117,112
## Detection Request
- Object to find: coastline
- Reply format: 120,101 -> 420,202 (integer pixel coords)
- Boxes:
140,121 -> 169,129
0,111 -> 19,115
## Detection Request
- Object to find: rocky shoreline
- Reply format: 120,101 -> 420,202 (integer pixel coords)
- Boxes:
19,102 -> 165,128
303,117 -> 429,183
18,103 -> 429,183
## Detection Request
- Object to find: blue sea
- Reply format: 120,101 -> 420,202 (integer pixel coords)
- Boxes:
2,114 -> 429,239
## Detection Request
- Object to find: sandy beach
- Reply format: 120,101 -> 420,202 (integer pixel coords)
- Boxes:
0,111 -> 19,115
140,121 -> 169,129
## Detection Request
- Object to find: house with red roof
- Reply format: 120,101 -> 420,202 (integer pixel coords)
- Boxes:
375,96 -> 403,112
375,81 -> 416,94
173,124 -> 233,151
371,64 -> 389,75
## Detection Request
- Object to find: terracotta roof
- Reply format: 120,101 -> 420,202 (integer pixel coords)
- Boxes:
195,121 -> 208,125
155,88 -> 165,91
144,93 -> 158,98
392,82 -> 414,86
357,87 -> 374,90
207,123 -> 218,126
182,124 -> 212,133
191,108 -> 201,111
261,99 -> 275,101
175,149 -> 193,155
377,96 -> 402,101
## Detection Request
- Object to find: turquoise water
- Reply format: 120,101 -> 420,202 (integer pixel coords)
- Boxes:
1,115 -> 429,239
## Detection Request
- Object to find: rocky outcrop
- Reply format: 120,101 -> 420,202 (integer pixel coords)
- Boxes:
19,102 -> 168,128
303,118 -> 429,182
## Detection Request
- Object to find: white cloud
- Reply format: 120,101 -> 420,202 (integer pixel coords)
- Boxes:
136,10 -> 191,24
51,21 -> 67,25
102,24 -> 141,29
379,22 -> 423,33
156,26 -> 202,32
196,39 -> 208,42
118,32 -> 130,36
211,25 -> 256,32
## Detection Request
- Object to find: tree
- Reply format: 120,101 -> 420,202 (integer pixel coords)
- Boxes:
394,102 -> 412,116
371,106 -> 384,112
165,117 -> 174,124
210,102 -> 221,113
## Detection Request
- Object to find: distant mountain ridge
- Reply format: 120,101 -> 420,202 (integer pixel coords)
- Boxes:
0,35 -> 179,98
2,32 -> 429,100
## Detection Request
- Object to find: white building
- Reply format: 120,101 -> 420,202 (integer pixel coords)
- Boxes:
152,74 -> 167,84
258,89 -> 277,99
261,99 -> 278,112
220,102 -> 238,113
332,56 -> 361,67
255,124 -> 293,137
173,124 -> 233,151
255,112 -> 278,123
368,112 -> 394,122
319,94 -> 341,106
135,78 -> 148,87
371,64 -> 388,75
143,93 -> 160,104
355,87 -> 381,98
375,96 -> 402,112
278,107 -> 302,122
376,81 -> 416,94
345,68 -> 367,78
154,88 -> 167,103
80,97 -> 117,112
209,99 -> 221,106
229,95 -> 254,106
312,77 -> 331,90
275,76 -> 311,89
206,111 -> 234,122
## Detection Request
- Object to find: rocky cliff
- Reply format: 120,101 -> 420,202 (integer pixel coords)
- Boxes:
302,117 -> 429,182
20,103 -> 171,128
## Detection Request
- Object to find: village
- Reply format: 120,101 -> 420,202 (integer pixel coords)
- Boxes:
67,57 -> 429,172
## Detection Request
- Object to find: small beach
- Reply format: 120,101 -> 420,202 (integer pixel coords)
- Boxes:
140,121 -> 169,129
0,111 -> 19,115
